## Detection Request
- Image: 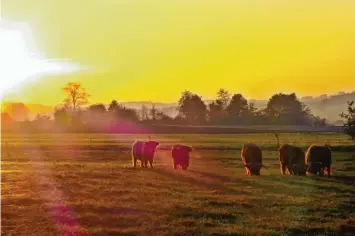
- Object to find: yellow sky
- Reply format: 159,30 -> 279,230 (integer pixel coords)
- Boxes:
2,0 -> 355,105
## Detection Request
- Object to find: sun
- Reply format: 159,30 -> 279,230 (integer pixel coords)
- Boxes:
0,20 -> 82,99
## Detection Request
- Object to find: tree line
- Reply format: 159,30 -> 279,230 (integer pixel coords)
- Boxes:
53,82 -> 327,128
3,82 -> 355,139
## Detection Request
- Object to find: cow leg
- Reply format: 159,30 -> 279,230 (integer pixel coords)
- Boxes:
327,165 -> 331,176
173,160 -> 177,169
319,168 -> 324,176
286,165 -> 294,175
140,159 -> 144,168
245,167 -> 250,175
280,163 -> 286,175
144,160 -> 148,168
133,158 -> 137,168
149,160 -> 153,168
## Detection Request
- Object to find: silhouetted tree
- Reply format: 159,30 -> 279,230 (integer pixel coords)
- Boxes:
140,105 -> 149,121
88,104 -> 107,113
265,93 -> 311,125
54,107 -> 71,127
208,100 -> 224,123
108,100 -> 119,113
62,82 -> 89,113
32,114 -> 52,131
150,104 -> 158,121
310,115 -> 327,127
83,104 -> 108,132
216,89 -> 231,110
177,90 -> 207,124
108,100 -> 139,122
340,101 -> 355,140
156,111 -> 174,123
226,94 -> 249,121
3,102 -> 30,121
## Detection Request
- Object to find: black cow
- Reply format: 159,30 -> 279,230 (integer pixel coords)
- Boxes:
305,144 -> 332,176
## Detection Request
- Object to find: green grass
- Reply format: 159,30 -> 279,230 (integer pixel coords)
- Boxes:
2,133 -> 355,236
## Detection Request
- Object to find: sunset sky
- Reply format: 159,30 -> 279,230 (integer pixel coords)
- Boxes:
2,0 -> 355,105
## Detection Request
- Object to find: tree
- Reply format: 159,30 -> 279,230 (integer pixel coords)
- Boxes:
156,111 -> 173,123
108,100 -> 119,113
83,104 -> 108,131
150,104 -> 158,121
107,100 -> 139,122
177,90 -> 207,124
54,107 -> 71,127
62,82 -> 89,113
207,89 -> 230,124
3,102 -> 30,121
216,89 -> 231,110
265,93 -> 311,125
340,101 -> 355,140
88,104 -> 107,113
226,93 -> 249,119
139,105 -> 149,121
208,100 -> 224,123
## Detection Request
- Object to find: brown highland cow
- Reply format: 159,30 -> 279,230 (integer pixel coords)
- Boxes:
132,140 -> 160,168
241,143 -> 265,175
278,144 -> 308,176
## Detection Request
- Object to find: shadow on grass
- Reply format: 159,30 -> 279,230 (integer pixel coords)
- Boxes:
154,168 -> 241,195
281,226 -> 336,236
305,174 -> 355,188
169,205 -> 240,224
187,170 -> 231,182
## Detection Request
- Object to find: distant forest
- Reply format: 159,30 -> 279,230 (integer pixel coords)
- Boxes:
1,83 -> 354,133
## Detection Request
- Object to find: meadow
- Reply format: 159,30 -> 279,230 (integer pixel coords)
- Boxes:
1,133 -> 355,236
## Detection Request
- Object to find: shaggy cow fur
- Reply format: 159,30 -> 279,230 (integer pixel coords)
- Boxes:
278,144 -> 308,176
171,144 -> 193,170
241,143 -> 264,175
305,144 -> 332,176
132,140 -> 160,168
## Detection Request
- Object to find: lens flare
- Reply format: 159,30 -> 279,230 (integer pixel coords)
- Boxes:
0,20 -> 83,98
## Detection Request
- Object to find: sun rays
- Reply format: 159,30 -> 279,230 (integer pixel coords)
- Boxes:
0,20 -> 83,99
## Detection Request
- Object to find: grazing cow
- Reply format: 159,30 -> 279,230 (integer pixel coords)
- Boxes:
171,144 -> 193,170
305,144 -> 332,176
241,143 -> 264,175
278,144 -> 308,176
132,140 -> 160,168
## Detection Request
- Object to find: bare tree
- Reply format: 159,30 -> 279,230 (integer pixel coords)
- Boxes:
340,101 -> 355,141
62,82 -> 89,113
150,103 -> 158,121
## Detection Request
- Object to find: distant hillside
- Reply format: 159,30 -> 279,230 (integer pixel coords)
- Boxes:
301,91 -> 355,123
2,91 -> 354,123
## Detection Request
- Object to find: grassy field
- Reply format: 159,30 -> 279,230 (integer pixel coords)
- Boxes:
1,133 -> 355,236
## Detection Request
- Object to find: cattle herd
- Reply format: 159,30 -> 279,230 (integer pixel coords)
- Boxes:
131,139 -> 332,177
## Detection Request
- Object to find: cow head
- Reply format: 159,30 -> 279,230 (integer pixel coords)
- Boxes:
144,141 -> 160,155
245,163 -> 263,175
292,164 -> 308,176
307,162 -> 323,174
